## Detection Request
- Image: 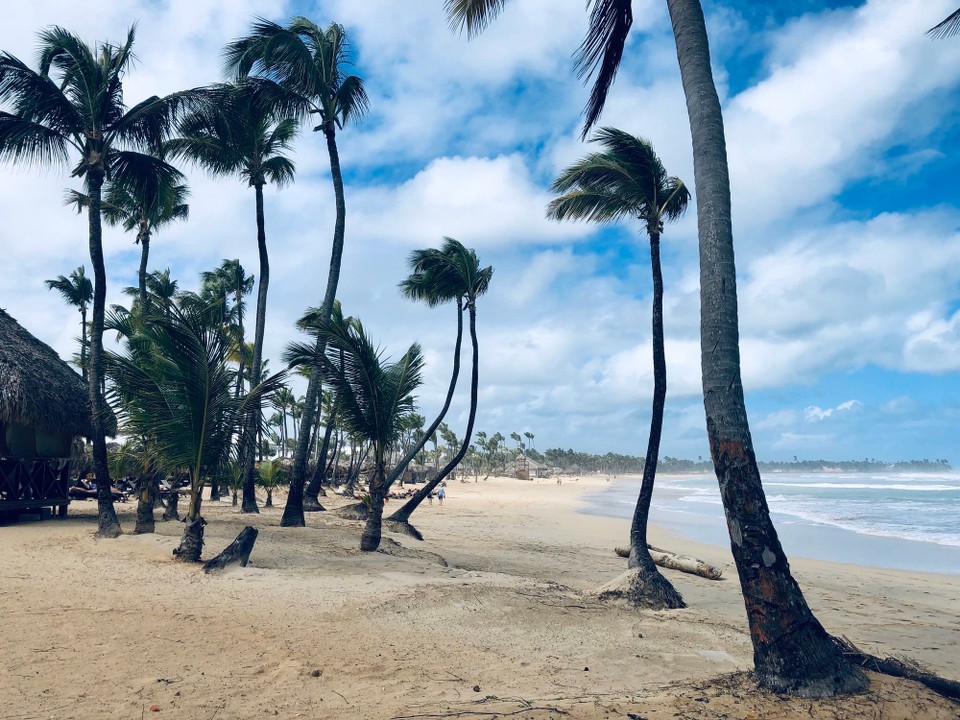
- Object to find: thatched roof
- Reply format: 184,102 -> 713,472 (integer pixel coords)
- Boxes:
0,308 -> 95,437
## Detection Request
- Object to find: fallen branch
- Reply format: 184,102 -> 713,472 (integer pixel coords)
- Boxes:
614,546 -> 722,580
832,635 -> 960,702
203,526 -> 258,573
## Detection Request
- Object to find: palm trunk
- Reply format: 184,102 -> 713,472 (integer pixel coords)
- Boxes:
235,268 -> 245,400
666,0 -> 865,696
388,299 -> 479,529
383,302 -> 464,492
283,126 -> 348,527
360,453 -> 386,551
623,231 -> 684,608
173,473 -> 205,562
242,183 -> 270,514
137,221 -> 150,312
133,471 -> 157,534
86,168 -> 122,538
79,305 -> 88,382
304,403 -> 337,511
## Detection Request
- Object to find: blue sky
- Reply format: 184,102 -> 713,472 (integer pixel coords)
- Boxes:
0,0 -> 958,463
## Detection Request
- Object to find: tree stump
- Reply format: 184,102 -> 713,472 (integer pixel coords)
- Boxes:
202,526 -> 258,573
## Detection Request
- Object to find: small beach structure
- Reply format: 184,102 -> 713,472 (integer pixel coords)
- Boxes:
514,455 -> 548,480
0,308 -> 95,519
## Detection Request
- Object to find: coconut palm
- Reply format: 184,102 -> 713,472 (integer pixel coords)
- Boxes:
204,259 -> 254,400
105,301 -> 285,561
445,0 -> 865,693
387,238 -> 493,537
167,81 -> 296,514
548,127 -> 688,609
256,459 -> 287,507
0,25 -> 198,537
288,313 -> 424,551
666,0 -> 866,695
45,266 -> 93,380
65,153 -> 189,310
928,9 -> 960,38
146,268 -> 179,317
222,17 -> 370,526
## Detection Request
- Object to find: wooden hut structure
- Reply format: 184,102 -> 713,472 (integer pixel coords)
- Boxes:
0,308 -> 95,518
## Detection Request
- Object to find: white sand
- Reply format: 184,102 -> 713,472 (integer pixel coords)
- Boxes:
1,474 -> 958,719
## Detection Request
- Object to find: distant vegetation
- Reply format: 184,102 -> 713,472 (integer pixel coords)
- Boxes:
524,449 -> 953,475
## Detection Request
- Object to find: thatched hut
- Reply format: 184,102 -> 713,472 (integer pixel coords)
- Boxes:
0,308 -> 95,517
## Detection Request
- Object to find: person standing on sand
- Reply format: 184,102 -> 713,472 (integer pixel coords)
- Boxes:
437,484 -> 446,506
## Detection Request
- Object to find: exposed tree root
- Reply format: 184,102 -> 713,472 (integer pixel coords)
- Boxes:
832,635 -> 960,702
595,567 -> 686,609
384,519 -> 424,541
303,495 -> 326,512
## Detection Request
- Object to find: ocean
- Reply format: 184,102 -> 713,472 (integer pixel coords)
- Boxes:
579,471 -> 960,575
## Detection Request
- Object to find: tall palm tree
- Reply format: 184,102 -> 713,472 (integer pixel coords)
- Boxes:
204,259 -> 254,399
0,25 -> 196,538
45,265 -> 93,380
446,0 -> 865,694
548,127 -> 688,609
666,0 -> 866,695
222,17 -> 370,527
168,81 -> 297,513
105,301 -> 285,561
387,239 -> 493,536
146,268 -> 179,317
288,314 -> 423,551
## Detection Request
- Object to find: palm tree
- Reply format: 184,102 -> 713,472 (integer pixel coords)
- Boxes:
387,239 -> 493,537
666,0 -> 866,695
45,266 -> 93,380
146,268 -> 179,317
524,431 -> 534,449
222,17 -> 370,527
548,127 -> 688,609
928,9 -> 960,38
205,259 -> 254,399
446,0 -> 866,694
290,314 -> 423,551
105,301 -> 285,561
168,81 -> 296,513
0,25 -> 196,538
66,152 -> 189,310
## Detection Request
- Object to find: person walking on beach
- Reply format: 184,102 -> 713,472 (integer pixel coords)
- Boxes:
437,484 -> 446,506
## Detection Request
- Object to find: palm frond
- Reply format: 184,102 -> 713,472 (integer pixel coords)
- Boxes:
928,8 -> 960,39
575,0 -> 633,139
444,0 -> 510,37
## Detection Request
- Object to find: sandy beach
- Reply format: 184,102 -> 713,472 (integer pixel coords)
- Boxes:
1,474 -> 958,719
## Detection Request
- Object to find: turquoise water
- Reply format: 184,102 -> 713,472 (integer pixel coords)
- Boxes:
579,471 -> 960,575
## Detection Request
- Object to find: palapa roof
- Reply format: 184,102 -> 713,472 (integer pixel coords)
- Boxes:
0,307 -> 96,437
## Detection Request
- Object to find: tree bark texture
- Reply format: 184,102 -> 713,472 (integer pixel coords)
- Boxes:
283,127 -> 348,527
173,489 -> 205,562
133,472 -> 157,534
86,168 -> 122,538
625,231 -> 684,609
666,0 -> 866,696
242,183 -> 270,514
203,526 -> 258,573
360,462 -> 386,552
137,222 -> 149,311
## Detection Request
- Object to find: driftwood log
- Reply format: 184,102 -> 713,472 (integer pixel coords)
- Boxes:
832,635 -> 960,702
203,526 -> 258,573
615,545 -> 722,580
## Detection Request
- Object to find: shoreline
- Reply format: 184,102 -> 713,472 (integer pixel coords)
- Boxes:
578,471 -> 960,575
2,474 -> 958,719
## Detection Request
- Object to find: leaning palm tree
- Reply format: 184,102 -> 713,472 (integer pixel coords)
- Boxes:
548,127 -> 688,609
105,301 -> 285,561
168,80 -> 297,513
287,313 -> 424,551
666,0 -> 866,695
222,17 -> 370,526
446,0 -> 866,694
0,25 -> 197,538
386,238 -> 493,538
45,265 -> 93,380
